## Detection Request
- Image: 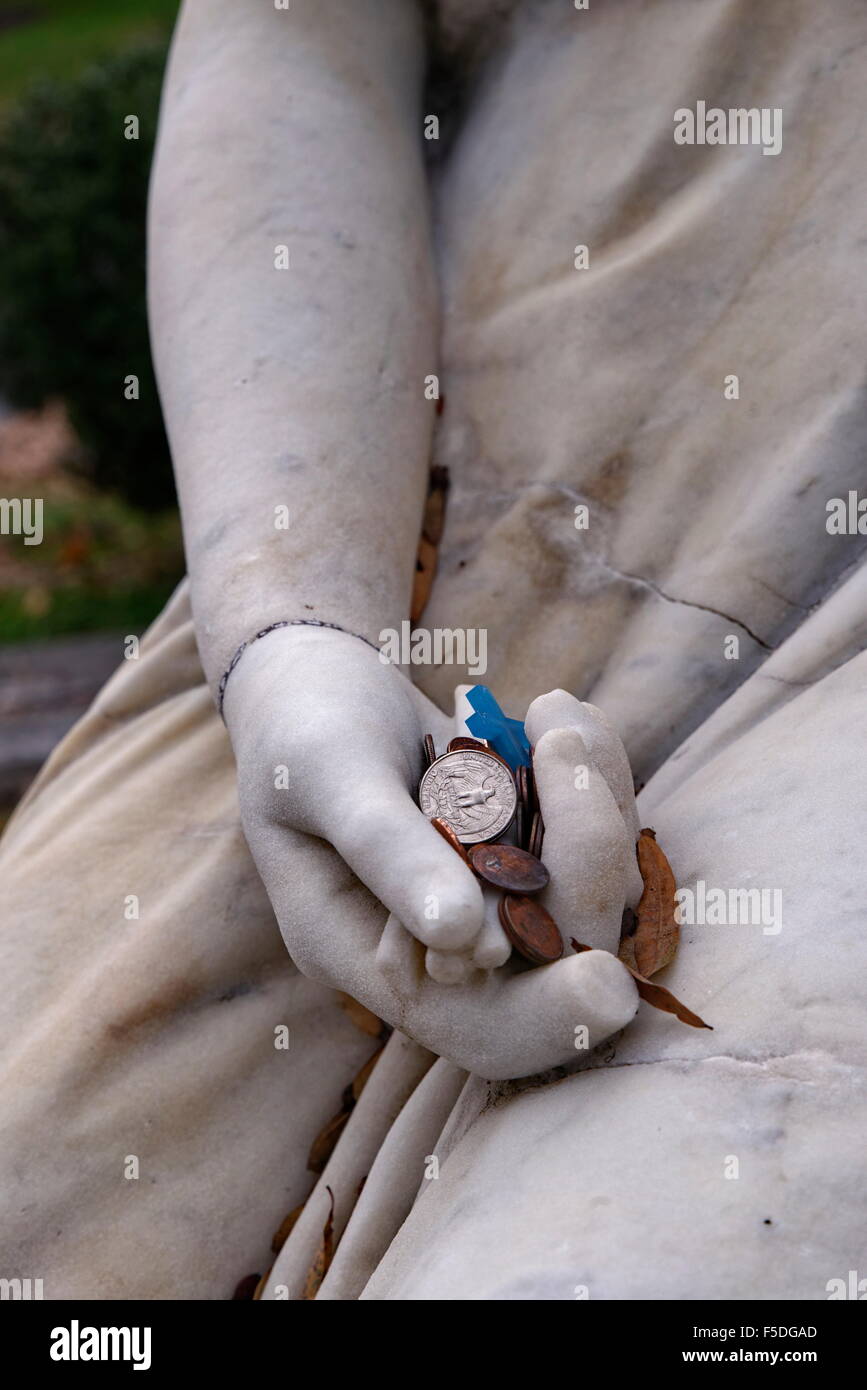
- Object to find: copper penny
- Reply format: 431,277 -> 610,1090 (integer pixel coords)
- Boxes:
430,816 -> 472,866
517,763 -> 526,801
498,894 -> 563,965
516,768 -> 528,847
448,736 -> 488,753
517,764 -> 530,815
469,843 -> 549,894
447,736 -> 512,769
526,763 -> 538,817
528,809 -> 545,860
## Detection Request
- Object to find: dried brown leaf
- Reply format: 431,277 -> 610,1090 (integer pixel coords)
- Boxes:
571,938 -> 712,1031
337,992 -> 383,1038
351,1044 -> 384,1102
231,1273 -> 261,1300
617,931 -> 638,973
617,906 -> 638,971
633,827 -> 680,977
421,485 -> 446,546
410,537 -> 438,623
271,1202 -> 305,1255
301,1186 -> 335,1301
307,1108 -> 351,1174
627,966 -> 712,1029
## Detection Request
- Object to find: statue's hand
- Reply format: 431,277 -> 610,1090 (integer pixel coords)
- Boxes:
420,687 -> 646,994
225,632 -> 638,1078
525,689 -> 646,955
224,624 -> 484,959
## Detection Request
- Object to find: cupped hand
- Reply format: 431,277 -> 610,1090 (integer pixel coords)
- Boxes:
224,627 -> 640,1078
224,625 -> 483,955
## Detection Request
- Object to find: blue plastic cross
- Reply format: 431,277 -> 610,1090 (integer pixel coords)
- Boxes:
464,685 -> 531,772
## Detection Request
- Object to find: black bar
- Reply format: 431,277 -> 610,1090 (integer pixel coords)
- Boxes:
2,1299 -> 860,1374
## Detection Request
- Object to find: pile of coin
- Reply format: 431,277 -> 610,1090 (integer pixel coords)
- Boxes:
419,735 -> 562,965
515,762 -> 544,859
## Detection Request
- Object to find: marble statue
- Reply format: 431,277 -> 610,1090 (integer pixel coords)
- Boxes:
1,0 -> 866,1301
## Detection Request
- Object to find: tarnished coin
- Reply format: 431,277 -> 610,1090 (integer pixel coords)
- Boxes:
516,766 -> 529,849
423,733 -> 437,768
430,815 -> 472,867
498,894 -> 563,965
517,764 -> 529,811
528,809 -> 545,860
447,736 -> 511,769
447,739 -> 514,772
448,736 -> 488,754
469,843 -> 549,894
419,748 -> 516,845
526,763 -> 538,817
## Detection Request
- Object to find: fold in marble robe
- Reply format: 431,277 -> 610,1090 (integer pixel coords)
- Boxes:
2,0 -> 867,1299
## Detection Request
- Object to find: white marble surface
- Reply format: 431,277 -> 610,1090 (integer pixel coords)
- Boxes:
362,632 -> 867,1298
2,0 -> 867,1302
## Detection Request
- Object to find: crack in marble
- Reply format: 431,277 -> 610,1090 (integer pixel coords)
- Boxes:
596,559 -> 776,651
578,1048 -> 857,1080
452,477 -> 776,650
454,479 -> 588,507
748,573 -> 812,614
761,673 -> 815,689
488,1048 -> 859,1108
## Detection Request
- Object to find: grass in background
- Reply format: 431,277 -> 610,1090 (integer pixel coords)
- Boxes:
0,472 -> 183,639
0,0 -> 178,107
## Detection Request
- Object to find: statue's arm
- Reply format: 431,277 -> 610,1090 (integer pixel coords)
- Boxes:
148,0 -> 437,691
146,2 -> 643,1072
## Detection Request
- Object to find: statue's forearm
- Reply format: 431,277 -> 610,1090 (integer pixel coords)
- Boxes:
148,0 -> 437,690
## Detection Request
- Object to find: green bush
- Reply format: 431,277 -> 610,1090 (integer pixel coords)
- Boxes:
0,43 -> 175,510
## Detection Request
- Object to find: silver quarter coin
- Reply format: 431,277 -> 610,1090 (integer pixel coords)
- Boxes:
418,749 -> 516,845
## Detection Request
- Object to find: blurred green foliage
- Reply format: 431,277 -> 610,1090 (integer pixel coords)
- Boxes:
0,1 -> 178,109
0,39 -> 175,510
0,489 -> 183,639
0,580 -> 179,640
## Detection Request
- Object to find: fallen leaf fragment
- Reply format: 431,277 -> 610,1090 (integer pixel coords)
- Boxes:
307,1042 -> 384,1175
633,827 -> 680,977
307,1108 -> 351,1174
571,939 -> 712,1031
623,965 -> 712,1030
271,1202 -> 305,1254
410,536 -> 438,623
337,992 -> 383,1038
231,1272 -> 261,1300
421,479 -> 447,545
618,905 -> 638,973
301,1186 -> 335,1301
412,465 -> 449,621
351,1044 -> 384,1101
